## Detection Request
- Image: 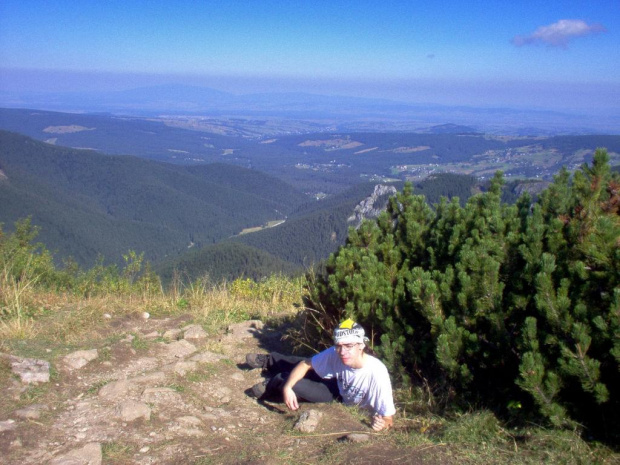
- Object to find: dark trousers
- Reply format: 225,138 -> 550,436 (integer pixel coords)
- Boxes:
263,352 -> 340,403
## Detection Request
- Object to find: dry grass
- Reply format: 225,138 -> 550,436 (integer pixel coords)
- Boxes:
1,274 -> 305,348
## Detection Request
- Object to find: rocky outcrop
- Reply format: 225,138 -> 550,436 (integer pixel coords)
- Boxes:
1,354 -> 50,384
512,180 -> 551,197
347,184 -> 397,228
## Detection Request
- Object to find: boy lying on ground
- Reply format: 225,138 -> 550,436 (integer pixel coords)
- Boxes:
247,319 -> 395,431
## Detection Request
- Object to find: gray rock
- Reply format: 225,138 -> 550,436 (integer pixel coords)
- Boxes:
122,356 -> 159,374
226,320 -> 264,339
129,371 -> 166,385
64,349 -> 98,370
344,433 -> 371,443
142,387 -> 182,404
7,355 -> 50,384
49,442 -> 102,465
294,409 -> 323,433
163,328 -> 183,340
159,339 -> 197,359
170,361 -> 198,375
190,351 -> 226,364
98,380 -> 129,400
347,184 -> 397,228
184,325 -> 207,341
117,400 -> 151,422
177,415 -> 202,426
0,419 -> 16,432
230,372 -> 245,381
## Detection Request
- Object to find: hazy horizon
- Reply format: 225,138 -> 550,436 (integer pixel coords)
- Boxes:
1,1 -> 619,116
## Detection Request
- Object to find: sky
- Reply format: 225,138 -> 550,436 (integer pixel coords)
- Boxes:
1,0 -> 619,113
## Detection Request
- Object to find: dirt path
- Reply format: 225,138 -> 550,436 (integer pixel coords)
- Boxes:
1,316 -> 445,464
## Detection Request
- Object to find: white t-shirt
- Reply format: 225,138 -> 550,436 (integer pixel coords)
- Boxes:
311,347 -> 396,417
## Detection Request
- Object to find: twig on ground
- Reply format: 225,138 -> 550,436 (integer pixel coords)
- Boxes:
295,430 -> 385,438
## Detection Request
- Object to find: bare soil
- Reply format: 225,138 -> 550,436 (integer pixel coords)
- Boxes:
0,316 -> 449,464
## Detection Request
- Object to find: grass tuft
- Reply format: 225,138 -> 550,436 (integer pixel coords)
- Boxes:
441,410 -> 503,445
101,441 -> 133,462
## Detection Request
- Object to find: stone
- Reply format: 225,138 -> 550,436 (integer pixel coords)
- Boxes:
163,328 -> 183,340
0,419 -> 16,432
344,433 -> 371,443
122,357 -> 159,374
230,372 -> 245,381
142,387 -> 182,404
159,339 -> 197,359
7,355 -> 50,384
171,361 -> 197,375
177,415 -> 202,426
129,371 -> 166,385
117,400 -> 151,422
49,442 -> 102,465
190,351 -> 226,364
98,380 -> 130,400
14,403 -> 49,420
212,386 -> 232,401
64,349 -> 98,370
184,325 -> 207,341
294,409 -> 323,433
225,320 -> 264,339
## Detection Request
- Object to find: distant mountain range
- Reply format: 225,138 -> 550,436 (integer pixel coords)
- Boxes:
2,107 -> 619,200
2,84 -> 618,134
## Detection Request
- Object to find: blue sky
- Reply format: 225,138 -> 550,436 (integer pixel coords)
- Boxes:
1,1 -> 618,113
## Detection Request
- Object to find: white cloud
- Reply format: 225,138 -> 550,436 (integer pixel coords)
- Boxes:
512,19 -> 606,48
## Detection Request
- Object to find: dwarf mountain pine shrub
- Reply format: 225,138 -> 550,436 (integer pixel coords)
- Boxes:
303,149 -> 619,440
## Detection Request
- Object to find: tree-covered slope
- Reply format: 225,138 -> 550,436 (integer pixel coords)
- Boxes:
0,131 -> 307,266
156,241 -> 301,284
163,174 -> 482,280
155,183 -> 387,281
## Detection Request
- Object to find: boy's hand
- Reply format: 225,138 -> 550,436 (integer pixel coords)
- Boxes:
371,414 -> 393,431
283,387 -> 299,411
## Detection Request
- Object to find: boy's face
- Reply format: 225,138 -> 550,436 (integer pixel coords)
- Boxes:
335,343 -> 363,367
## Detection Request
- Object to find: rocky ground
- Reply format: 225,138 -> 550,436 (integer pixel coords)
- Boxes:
0,315 -> 445,464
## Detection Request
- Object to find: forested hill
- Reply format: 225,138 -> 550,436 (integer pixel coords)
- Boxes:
156,174 -> 486,283
0,130 -> 308,267
155,182 -> 388,282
